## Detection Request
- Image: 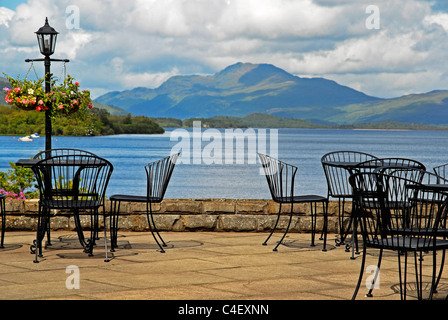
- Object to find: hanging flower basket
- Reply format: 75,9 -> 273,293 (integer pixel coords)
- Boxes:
2,73 -> 93,119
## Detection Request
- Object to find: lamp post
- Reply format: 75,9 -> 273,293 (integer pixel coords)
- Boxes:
25,18 -> 69,153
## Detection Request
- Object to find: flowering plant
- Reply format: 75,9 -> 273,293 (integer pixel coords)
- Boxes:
2,73 -> 93,118
0,189 -> 27,200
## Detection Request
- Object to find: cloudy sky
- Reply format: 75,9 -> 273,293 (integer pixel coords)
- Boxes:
1,0 -> 448,99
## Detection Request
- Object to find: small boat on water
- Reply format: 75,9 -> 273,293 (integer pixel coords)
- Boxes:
18,136 -> 33,142
30,133 -> 40,138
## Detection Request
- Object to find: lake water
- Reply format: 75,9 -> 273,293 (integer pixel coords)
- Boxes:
1,128 -> 447,199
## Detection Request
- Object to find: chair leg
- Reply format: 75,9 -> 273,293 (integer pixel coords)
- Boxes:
336,199 -> 350,246
427,250 -> 440,300
87,208 -> 97,257
273,203 -> 293,252
310,202 -> 316,247
349,210 -> 360,259
46,219 -> 52,246
263,203 -> 281,246
146,202 -> 165,253
73,209 -> 88,251
33,206 -> 48,263
432,249 -> 446,297
352,245 -> 367,300
110,200 -> 120,252
0,197 -> 5,249
366,249 -> 383,297
397,251 -> 409,300
103,209 -> 110,262
415,251 -> 424,300
312,200 -> 328,251
149,203 -> 167,247
322,200 -> 328,252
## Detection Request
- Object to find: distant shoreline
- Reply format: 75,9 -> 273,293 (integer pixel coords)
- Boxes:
352,128 -> 411,132
154,114 -> 448,132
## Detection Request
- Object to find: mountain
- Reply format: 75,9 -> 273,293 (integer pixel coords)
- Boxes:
96,62 -> 380,121
325,90 -> 448,125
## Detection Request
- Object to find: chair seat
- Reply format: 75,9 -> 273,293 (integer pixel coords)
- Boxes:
41,199 -> 100,210
367,236 -> 448,251
110,194 -> 162,203
276,195 -> 327,204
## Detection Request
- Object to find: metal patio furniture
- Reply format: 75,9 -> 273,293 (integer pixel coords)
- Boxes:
321,151 -> 379,248
258,153 -> 328,252
30,154 -> 113,263
33,148 -> 98,244
345,158 -> 427,257
0,194 -> 5,248
109,153 -> 180,253
361,169 -> 448,298
349,171 -> 448,300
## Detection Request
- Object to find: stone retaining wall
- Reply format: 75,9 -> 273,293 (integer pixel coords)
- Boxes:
3,199 -> 349,233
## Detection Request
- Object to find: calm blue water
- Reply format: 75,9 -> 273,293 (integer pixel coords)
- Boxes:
1,128 -> 447,199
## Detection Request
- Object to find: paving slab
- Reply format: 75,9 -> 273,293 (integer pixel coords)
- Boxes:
0,230 -> 447,305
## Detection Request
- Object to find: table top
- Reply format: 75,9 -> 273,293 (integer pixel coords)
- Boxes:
322,160 -> 422,170
407,183 -> 448,191
16,158 -> 108,167
15,159 -> 38,167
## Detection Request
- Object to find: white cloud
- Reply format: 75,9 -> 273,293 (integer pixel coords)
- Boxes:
1,0 -> 448,99
0,7 -> 14,27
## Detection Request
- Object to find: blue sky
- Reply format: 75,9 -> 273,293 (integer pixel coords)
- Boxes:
2,0 -> 448,99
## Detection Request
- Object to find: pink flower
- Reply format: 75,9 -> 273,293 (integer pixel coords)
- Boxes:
58,105 -> 64,109
38,100 -> 44,105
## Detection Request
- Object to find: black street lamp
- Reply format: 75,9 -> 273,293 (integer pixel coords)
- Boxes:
25,18 -> 70,153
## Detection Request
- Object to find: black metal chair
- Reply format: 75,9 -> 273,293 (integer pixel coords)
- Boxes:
349,171 -> 448,300
321,151 -> 379,248
258,153 -> 328,252
109,153 -> 180,253
0,194 -> 5,248
31,154 -> 113,263
34,148 -> 98,244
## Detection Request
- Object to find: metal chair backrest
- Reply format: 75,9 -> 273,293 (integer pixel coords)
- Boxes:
321,151 -> 378,198
145,153 -> 180,202
434,163 -> 448,180
258,153 -> 297,203
33,148 -> 97,160
32,154 -> 113,208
